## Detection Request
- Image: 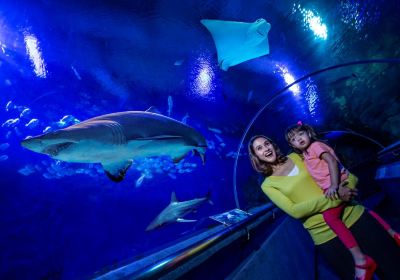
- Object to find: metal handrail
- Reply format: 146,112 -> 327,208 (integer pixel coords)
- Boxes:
95,203 -> 276,280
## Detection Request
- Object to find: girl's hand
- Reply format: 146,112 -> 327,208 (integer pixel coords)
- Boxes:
337,181 -> 358,202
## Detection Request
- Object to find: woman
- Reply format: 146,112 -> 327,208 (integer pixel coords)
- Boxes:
248,135 -> 400,280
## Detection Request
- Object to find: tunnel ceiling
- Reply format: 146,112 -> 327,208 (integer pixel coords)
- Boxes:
1,0 -> 400,145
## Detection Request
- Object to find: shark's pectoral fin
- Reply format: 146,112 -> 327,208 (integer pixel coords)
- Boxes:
102,160 -> 133,182
177,218 -> 197,223
193,149 -> 206,165
172,153 -> 187,163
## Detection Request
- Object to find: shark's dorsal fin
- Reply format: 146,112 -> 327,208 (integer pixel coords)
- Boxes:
102,160 -> 133,182
171,192 -> 178,203
145,106 -> 161,114
193,149 -> 206,165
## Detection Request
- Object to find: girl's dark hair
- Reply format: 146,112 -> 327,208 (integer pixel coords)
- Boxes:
284,122 -> 319,154
248,135 -> 287,176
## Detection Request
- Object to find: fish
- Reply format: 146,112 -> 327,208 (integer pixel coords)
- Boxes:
181,113 -> 189,124
167,95 -> 173,116
60,115 -> 77,123
0,143 -> 10,151
247,90 -> 253,102
18,165 -> 36,176
20,108 -> 31,118
135,173 -> 146,188
25,118 -> 39,128
71,65 -> 82,80
5,101 -> 15,111
174,59 -> 184,66
2,118 -> 20,128
207,127 -> 222,134
146,191 -> 212,231
201,18 -> 271,71
214,134 -> 224,143
20,109 -> 207,182
43,126 -> 53,133
328,73 -> 358,86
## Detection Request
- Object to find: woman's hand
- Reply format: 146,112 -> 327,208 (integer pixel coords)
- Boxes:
337,181 -> 358,202
325,186 -> 339,200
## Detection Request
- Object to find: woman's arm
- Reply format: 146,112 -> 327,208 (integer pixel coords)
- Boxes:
263,186 -> 342,219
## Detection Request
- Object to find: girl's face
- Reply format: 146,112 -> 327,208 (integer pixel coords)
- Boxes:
252,137 -> 277,163
288,129 -> 311,151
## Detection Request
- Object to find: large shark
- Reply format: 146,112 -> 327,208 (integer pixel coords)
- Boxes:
21,110 -> 207,182
146,191 -> 212,231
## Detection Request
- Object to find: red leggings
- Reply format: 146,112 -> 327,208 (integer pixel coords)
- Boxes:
323,206 -> 392,249
323,205 -> 358,248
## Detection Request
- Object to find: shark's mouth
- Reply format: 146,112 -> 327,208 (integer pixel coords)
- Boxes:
43,142 -> 74,156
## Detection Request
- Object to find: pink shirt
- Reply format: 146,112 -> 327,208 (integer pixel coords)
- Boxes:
303,141 -> 348,190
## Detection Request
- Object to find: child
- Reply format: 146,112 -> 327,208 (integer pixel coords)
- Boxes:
285,121 -> 400,280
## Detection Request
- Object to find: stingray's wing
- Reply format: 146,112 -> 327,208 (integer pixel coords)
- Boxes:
201,19 -> 271,71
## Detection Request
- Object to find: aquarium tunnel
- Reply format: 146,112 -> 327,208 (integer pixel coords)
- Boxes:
1,0 -> 400,279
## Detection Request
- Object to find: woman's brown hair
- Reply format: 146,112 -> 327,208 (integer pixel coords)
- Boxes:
248,135 -> 287,176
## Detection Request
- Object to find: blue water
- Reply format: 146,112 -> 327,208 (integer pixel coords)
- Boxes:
1,0 -> 399,279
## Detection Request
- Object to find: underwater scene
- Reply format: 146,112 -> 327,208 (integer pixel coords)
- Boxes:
1,0 -> 400,279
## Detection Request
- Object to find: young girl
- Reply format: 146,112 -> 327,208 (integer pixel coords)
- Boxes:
285,121 -> 400,280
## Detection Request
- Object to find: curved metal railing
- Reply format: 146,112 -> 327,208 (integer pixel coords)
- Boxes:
94,203 -> 276,280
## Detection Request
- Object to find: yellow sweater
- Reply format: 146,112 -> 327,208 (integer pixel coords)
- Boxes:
261,153 -> 364,245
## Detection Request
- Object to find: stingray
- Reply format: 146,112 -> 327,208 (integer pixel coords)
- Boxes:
201,18 -> 271,71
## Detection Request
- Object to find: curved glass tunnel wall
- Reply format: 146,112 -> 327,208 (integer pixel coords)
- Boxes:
235,61 -> 400,210
1,0 -> 400,279
2,56 -> 399,279
93,61 -> 400,279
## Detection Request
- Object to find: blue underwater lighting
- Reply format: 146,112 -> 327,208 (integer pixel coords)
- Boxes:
0,42 -> 6,54
195,59 -> 214,96
197,66 -> 212,94
24,32 -> 47,78
274,64 -> 300,95
190,53 -> 216,99
0,23 -> 8,54
339,0 -> 382,33
293,4 -> 328,40
304,78 -> 319,118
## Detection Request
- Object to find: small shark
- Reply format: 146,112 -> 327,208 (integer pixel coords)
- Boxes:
21,109 -> 207,182
146,192 -> 212,231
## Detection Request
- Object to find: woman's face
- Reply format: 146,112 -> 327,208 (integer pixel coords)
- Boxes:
252,137 -> 277,163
